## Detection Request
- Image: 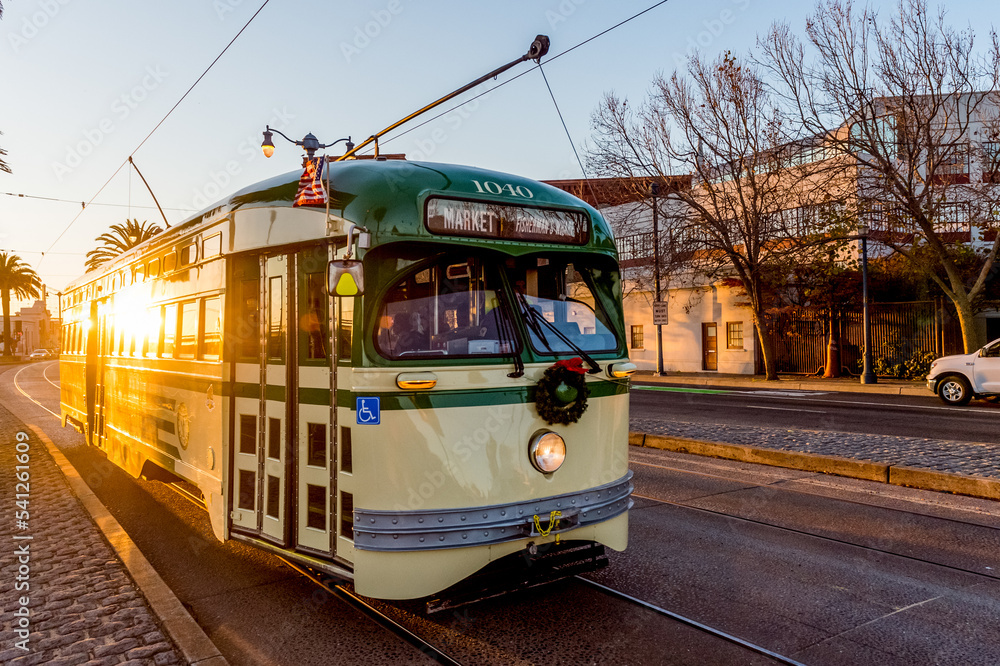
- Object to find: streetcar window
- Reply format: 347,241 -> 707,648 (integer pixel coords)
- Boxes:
375,257 -> 516,360
145,307 -> 161,357
239,414 -> 256,454
236,279 -> 260,360
135,264 -> 145,282
268,418 -> 281,459
508,257 -> 620,355
338,298 -> 353,363
304,272 -> 329,361
179,243 -> 197,267
238,471 -> 255,510
162,304 -> 178,357
340,492 -> 354,539
178,301 -> 199,359
148,259 -> 160,278
203,233 -> 222,259
266,475 -> 280,518
267,276 -> 284,361
202,297 -> 222,361
163,252 -> 177,274
306,485 -> 326,531
307,423 -> 326,467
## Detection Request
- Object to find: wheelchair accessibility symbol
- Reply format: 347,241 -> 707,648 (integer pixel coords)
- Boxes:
356,397 -> 380,425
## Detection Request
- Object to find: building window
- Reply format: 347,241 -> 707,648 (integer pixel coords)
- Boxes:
726,322 -> 744,350
630,325 -> 644,349
932,143 -> 970,184
934,203 -> 970,233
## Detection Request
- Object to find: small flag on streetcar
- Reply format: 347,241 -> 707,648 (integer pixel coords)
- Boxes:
293,156 -> 328,207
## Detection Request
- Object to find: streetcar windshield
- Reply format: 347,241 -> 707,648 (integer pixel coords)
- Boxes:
376,257 -> 518,359
507,256 -> 619,354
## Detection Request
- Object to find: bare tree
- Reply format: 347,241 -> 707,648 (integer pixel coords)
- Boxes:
761,0 -> 1000,352
590,52 -> 835,379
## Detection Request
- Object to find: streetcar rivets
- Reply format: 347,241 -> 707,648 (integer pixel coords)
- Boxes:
438,517 -> 444,523
462,534 -> 468,540
392,519 -> 398,525
439,536 -> 445,542
418,518 -> 424,523
461,515 -> 467,521
419,537 -> 425,542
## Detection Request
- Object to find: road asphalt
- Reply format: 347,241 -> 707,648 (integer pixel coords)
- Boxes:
3,365 -> 996,664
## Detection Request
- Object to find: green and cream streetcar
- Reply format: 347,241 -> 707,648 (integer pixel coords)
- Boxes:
59,36 -> 635,602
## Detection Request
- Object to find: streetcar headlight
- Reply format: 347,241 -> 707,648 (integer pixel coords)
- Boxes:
529,431 -> 566,474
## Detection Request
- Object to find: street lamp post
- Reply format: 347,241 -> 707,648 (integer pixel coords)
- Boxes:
261,127 -> 354,164
858,224 -> 878,384
650,181 -> 664,376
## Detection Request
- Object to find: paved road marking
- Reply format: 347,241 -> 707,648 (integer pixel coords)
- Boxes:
744,405 -> 827,414
13,364 -> 60,420
747,390 -> 832,397
633,385 -> 734,395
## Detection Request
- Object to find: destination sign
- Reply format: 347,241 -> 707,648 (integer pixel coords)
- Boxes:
425,197 -> 589,245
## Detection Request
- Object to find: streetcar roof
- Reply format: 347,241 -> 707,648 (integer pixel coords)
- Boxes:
65,160 -> 617,292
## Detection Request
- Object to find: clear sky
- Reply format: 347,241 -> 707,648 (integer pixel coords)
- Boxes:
0,0 -> 994,313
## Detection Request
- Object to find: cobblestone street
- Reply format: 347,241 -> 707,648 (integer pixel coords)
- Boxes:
0,404 -> 183,665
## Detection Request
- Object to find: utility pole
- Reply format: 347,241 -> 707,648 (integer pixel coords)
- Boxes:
651,181 -> 665,376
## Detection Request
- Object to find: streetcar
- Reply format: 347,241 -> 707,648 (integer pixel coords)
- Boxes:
58,37 -> 635,603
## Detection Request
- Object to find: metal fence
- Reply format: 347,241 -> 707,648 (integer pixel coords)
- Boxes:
759,299 -> 969,375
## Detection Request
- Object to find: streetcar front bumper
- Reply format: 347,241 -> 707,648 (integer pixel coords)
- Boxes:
352,472 -> 633,552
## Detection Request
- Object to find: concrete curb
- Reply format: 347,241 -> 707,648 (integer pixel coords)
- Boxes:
28,424 -> 229,666
633,374 -> 929,397
631,431 -> 1000,502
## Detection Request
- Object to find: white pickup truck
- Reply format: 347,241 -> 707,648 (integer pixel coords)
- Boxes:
926,338 -> 1000,405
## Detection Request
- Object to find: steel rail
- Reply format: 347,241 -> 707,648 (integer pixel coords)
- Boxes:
277,557 -> 464,666
630,452 -> 1000,526
576,577 -> 809,666
629,457 -> 1000,582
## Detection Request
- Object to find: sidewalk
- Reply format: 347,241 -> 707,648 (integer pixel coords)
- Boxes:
632,370 -> 929,396
0,403 -> 225,665
629,371 -> 1000,502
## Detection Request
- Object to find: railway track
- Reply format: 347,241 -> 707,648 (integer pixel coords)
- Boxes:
629,452 -> 1000,583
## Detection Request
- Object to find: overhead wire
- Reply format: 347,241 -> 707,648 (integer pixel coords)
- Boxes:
374,0 -> 673,150
39,0 -> 272,265
3,191 -> 195,212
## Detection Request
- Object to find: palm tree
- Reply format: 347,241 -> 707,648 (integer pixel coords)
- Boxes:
85,219 -> 163,272
0,253 -> 42,357
0,131 -> 10,175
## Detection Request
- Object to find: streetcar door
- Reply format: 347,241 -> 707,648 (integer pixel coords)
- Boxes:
294,246 -> 335,554
261,254 -> 292,545
230,253 -> 293,546
230,248 -> 336,556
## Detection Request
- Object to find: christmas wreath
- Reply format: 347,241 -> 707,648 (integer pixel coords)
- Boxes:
535,357 -> 590,425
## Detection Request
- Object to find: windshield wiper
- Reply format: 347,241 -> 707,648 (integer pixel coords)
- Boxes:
514,291 -> 601,374
493,287 -> 524,378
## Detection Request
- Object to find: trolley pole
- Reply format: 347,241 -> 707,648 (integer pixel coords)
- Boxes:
651,181 -> 665,376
